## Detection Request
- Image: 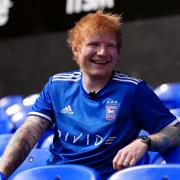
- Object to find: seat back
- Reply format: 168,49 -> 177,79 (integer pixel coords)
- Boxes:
9,148 -> 51,179
152,146 -> 180,164
170,108 -> 180,119
38,134 -> 54,149
136,152 -> 149,165
0,172 -> 6,180
154,83 -> 180,109
12,164 -> 101,180
0,97 -> 24,134
0,95 -> 23,110
0,133 -> 13,156
108,164 -> 180,180
10,106 -> 31,131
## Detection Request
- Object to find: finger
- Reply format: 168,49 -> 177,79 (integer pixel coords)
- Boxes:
113,151 -> 124,170
113,152 -> 121,170
129,157 -> 137,167
116,153 -> 130,170
122,155 -> 133,169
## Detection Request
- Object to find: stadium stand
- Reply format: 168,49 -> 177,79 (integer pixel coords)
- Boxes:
108,164 -> 180,180
12,164 -> 101,180
154,83 -> 180,109
0,134 -> 13,156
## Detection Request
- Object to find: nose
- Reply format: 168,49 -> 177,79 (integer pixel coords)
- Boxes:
97,45 -> 107,56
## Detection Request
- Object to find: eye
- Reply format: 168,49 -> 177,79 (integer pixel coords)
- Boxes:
107,43 -> 118,49
87,42 -> 99,47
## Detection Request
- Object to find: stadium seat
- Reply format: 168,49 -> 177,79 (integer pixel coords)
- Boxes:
136,152 -> 150,165
170,108 -> 180,119
9,148 -> 51,179
154,83 -> 180,109
0,95 -> 24,134
38,134 -> 54,149
0,111 -> 14,134
0,133 -> 13,156
152,146 -> 180,164
10,106 -> 31,131
22,94 -> 39,107
8,93 -> 39,132
9,94 -> 39,132
36,127 -> 54,149
0,95 -> 23,110
12,164 -> 101,180
0,172 -> 6,180
108,164 -> 180,180
0,100 -> 25,134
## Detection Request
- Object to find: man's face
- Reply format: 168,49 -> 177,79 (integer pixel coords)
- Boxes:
73,32 -> 119,80
0,0 -> 13,26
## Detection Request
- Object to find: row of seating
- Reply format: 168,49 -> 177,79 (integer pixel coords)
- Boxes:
2,163 -> 180,180
154,82 -> 180,119
0,146 -> 179,179
0,145 -> 178,179
0,82 -> 180,179
0,94 -> 39,134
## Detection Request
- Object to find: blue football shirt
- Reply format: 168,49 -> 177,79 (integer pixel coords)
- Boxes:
28,70 -> 177,178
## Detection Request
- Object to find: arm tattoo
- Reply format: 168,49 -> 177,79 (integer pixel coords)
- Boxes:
0,116 -> 51,177
150,122 -> 180,152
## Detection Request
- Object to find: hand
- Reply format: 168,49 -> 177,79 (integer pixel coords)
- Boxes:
113,139 -> 148,170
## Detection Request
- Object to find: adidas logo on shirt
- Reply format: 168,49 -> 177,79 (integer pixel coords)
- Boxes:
60,105 -> 74,114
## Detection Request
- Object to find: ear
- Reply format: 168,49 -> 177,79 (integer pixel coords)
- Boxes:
72,46 -> 78,59
72,46 -> 80,64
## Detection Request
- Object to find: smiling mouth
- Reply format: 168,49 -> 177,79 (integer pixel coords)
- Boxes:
91,60 -> 110,65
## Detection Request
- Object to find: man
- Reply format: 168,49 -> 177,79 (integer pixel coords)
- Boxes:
0,10 -> 179,179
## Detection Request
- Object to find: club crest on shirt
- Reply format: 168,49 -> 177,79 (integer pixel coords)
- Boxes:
105,101 -> 119,121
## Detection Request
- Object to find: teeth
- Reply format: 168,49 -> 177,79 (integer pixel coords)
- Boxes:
92,60 -> 109,64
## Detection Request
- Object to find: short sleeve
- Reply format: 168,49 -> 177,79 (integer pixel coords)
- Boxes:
133,81 -> 176,134
28,77 -> 54,124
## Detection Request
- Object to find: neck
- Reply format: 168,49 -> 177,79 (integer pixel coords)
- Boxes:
82,73 -> 112,93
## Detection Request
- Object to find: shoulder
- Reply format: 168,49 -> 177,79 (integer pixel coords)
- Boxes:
50,70 -> 81,83
112,71 -> 142,86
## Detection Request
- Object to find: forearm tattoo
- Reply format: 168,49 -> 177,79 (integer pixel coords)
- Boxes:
150,122 -> 180,152
0,116 -> 51,177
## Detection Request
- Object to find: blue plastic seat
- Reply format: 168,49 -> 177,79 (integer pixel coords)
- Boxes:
38,134 -> 54,149
170,108 -> 180,119
0,172 -> 6,180
0,134 -> 13,156
135,152 -> 150,165
10,94 -> 39,132
152,146 -> 180,164
108,164 -> 180,180
0,111 -> 14,134
0,95 -> 23,110
12,164 -> 101,180
10,106 -> 31,131
9,148 -> 52,179
36,127 -> 54,149
154,83 -> 180,109
0,101 -> 25,134
22,94 -> 39,107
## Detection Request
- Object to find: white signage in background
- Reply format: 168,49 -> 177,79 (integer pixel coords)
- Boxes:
0,0 -> 13,26
66,0 -> 115,15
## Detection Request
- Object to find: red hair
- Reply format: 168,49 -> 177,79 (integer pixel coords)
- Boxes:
67,10 -> 122,52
